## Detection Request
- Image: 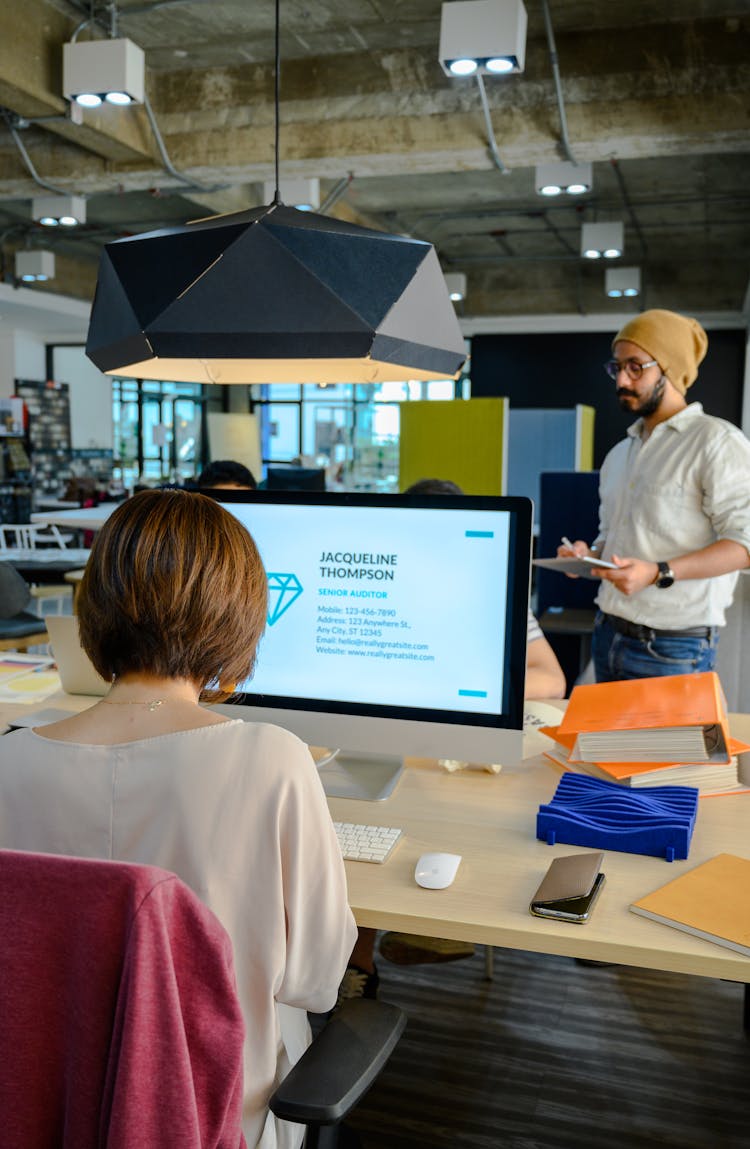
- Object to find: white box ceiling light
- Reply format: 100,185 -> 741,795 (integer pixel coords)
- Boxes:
535,161 -> 592,197
606,267 -> 641,298
444,273 -> 467,301
63,38 -> 145,107
32,195 -> 86,227
581,220 -> 624,260
15,251 -> 55,282
439,0 -> 527,77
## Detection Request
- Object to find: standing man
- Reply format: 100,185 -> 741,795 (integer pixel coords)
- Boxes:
561,309 -> 750,682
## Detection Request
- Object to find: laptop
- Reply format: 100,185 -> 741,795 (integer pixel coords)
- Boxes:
44,615 -> 109,696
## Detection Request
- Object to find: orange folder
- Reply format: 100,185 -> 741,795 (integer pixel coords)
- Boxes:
555,671 -> 731,764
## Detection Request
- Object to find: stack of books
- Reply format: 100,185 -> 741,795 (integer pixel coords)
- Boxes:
540,672 -> 750,797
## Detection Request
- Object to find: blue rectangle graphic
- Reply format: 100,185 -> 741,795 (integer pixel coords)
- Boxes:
465,530 -> 494,538
458,689 -> 488,698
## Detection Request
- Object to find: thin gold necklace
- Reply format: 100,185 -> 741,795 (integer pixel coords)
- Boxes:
100,697 -> 165,712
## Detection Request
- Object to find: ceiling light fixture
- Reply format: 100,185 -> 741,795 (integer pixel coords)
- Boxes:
581,221 -> 624,260
62,37 -> 145,108
605,267 -> 641,299
86,1 -> 465,385
444,273 -> 467,302
262,178 -> 320,212
439,0 -> 527,77
15,251 -> 55,283
32,195 -> 87,228
535,160 -> 593,197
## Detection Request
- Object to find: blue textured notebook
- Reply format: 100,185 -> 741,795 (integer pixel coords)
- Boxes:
537,773 -> 699,862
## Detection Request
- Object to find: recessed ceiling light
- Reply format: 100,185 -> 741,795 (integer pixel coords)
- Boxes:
449,58 -> 478,75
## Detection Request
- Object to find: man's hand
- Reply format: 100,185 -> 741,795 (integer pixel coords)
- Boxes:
556,539 -> 593,579
556,539 -> 592,558
594,555 -> 659,596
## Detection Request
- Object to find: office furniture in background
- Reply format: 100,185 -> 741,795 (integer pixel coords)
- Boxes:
506,405 -> 594,526
265,466 -> 327,492
535,469 -> 600,692
206,411 -> 263,481
398,398 -> 507,494
0,562 -> 49,651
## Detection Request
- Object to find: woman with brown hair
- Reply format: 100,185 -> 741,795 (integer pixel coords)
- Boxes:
0,489 -> 356,1149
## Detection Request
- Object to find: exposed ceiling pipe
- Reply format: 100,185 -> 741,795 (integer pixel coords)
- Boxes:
319,174 -> 354,215
610,157 -> 649,259
142,94 -> 228,194
540,0 -> 576,165
475,74 -> 509,175
4,118 -> 73,196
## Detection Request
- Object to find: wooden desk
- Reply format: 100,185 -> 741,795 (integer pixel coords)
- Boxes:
333,713 -> 750,984
2,693 -> 748,984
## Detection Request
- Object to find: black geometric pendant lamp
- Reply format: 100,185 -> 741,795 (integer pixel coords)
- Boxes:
85,0 -> 466,386
85,203 -> 467,384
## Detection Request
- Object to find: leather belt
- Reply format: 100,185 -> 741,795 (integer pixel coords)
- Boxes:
601,613 -> 715,641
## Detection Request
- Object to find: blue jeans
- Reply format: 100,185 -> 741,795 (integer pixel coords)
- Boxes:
592,611 -> 718,683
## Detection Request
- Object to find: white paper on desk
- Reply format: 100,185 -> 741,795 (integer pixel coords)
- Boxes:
0,670 -> 62,705
533,556 -> 619,579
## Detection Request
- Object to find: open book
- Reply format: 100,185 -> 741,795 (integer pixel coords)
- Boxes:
630,854 -> 750,957
557,672 -> 731,764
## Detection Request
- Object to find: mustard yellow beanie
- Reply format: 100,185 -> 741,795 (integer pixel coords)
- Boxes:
612,309 -> 708,394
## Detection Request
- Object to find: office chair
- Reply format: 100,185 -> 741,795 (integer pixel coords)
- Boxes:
0,850 -> 405,1149
0,560 -> 49,651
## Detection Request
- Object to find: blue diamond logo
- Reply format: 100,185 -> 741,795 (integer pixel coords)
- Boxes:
267,572 -> 303,625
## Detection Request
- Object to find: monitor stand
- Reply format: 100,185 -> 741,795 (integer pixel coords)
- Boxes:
317,750 -> 404,802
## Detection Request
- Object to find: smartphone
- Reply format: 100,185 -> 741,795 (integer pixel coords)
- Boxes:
529,852 -> 605,924
530,871 -> 606,923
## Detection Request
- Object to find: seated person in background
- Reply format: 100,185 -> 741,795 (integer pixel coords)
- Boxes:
338,479 -> 566,1001
0,490 -> 356,1149
197,458 -> 258,489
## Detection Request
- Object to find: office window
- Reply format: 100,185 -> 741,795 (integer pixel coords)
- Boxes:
111,379 -> 219,487
249,380 -> 462,491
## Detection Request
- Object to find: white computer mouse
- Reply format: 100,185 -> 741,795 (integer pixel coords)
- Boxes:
414,852 -> 462,890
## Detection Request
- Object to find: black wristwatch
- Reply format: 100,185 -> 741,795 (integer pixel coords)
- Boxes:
654,561 -> 676,589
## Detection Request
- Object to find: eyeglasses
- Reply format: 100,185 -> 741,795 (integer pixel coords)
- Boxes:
604,357 -> 659,381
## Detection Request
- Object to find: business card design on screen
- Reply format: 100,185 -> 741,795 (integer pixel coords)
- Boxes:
267,572 -> 304,625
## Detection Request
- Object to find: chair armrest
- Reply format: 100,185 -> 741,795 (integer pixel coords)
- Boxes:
269,999 -> 406,1127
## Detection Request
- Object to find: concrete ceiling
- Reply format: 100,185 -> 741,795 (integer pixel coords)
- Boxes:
0,0 -> 748,324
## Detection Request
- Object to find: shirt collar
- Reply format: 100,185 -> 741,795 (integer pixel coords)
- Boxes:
626,401 -> 704,439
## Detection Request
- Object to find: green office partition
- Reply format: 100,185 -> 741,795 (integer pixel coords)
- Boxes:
398,398 -> 507,495
576,404 -> 595,471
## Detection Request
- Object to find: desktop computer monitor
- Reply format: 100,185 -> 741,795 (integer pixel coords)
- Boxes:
265,466 -> 326,492
211,490 -> 532,790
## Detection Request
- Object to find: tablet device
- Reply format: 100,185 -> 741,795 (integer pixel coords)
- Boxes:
532,555 -> 619,579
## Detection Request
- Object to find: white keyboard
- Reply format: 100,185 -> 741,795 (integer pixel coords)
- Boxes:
334,822 -> 403,864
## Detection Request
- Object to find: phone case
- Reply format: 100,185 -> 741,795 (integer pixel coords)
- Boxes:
530,851 -> 604,913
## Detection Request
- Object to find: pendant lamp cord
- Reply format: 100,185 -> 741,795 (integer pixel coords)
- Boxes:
273,0 -> 281,204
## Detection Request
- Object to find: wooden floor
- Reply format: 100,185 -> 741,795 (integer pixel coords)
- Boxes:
345,944 -> 749,1149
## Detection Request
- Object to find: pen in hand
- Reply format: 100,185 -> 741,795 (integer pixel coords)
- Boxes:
560,536 -> 575,550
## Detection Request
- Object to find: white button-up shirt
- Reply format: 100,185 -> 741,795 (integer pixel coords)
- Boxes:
594,403 -> 750,629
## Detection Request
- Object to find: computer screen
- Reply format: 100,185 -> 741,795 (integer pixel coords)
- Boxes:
212,490 -> 532,773
264,466 -> 327,492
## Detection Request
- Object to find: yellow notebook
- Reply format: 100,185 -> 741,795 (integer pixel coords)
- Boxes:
630,853 -> 750,957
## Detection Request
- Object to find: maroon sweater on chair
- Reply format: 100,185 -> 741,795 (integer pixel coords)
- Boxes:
0,849 -> 246,1149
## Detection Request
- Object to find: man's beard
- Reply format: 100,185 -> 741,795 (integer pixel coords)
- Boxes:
617,375 -> 666,417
